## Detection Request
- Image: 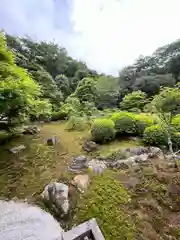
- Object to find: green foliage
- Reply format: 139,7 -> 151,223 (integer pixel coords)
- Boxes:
32,99 -> 52,121
55,74 -> 70,98
151,87 -> 180,115
111,112 -> 136,135
51,111 -> 62,121
74,171 -> 134,240
0,33 -> 14,64
95,76 -> 120,109
143,125 -> 168,146
31,70 -> 63,107
171,132 -> 180,148
66,116 -> 91,131
172,115 -> 180,131
91,119 -> 115,142
134,114 -> 155,136
81,101 -> 97,116
75,77 -> 97,102
133,75 -> 175,97
120,90 -> 147,111
0,34 -> 50,127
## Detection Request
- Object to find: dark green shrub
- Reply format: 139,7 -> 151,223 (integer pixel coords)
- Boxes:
51,111 -> 62,121
143,124 -> 168,146
172,132 -> 180,148
111,112 -> 136,135
91,119 -> 115,142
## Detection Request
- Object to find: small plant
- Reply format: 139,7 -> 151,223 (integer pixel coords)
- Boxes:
111,112 -> 136,135
91,118 -> 115,142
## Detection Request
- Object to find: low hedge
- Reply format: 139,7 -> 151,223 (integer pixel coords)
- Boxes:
143,124 -> 180,149
134,114 -> 155,136
143,124 -> 168,146
111,112 -> 136,135
91,118 -> 116,142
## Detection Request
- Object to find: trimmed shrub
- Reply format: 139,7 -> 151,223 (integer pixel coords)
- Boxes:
91,119 -> 115,142
172,115 -> 180,132
111,112 -> 136,135
134,114 -> 155,136
143,124 -> 168,146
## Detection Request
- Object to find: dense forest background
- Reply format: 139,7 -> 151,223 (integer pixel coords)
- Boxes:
2,30 -> 180,129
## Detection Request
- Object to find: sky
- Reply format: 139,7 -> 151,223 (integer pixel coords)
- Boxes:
0,0 -> 180,76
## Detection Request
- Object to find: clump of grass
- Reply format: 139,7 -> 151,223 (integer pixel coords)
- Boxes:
73,170 -> 134,240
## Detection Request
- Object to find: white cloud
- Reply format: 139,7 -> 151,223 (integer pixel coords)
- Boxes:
70,0 -> 180,75
1,0 -> 180,76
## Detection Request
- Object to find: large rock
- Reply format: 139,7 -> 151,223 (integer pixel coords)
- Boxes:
128,147 -> 149,156
42,182 -> 69,215
71,174 -> 89,193
23,125 -> 40,135
88,159 -> 107,174
0,200 -> 64,240
82,141 -> 98,152
69,155 -> 88,173
135,154 -> 149,163
149,147 -> 164,160
9,145 -> 26,154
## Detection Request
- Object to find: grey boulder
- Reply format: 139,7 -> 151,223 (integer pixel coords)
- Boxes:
82,141 -> 98,152
42,182 -> 69,215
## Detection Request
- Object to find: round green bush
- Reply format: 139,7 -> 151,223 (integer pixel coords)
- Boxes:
172,115 -> 180,132
143,124 -> 168,146
111,112 -> 136,135
91,119 -> 115,142
134,114 -> 155,136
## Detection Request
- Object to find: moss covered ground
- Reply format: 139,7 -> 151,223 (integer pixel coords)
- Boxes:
0,122 -> 180,239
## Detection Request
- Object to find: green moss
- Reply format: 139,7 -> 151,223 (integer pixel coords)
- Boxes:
73,171 -> 134,240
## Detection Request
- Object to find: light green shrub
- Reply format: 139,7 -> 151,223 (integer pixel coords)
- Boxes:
66,116 -> 91,131
172,114 -> 180,132
91,118 -> 115,142
143,124 -> 168,146
111,112 -> 136,135
134,114 -> 155,136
